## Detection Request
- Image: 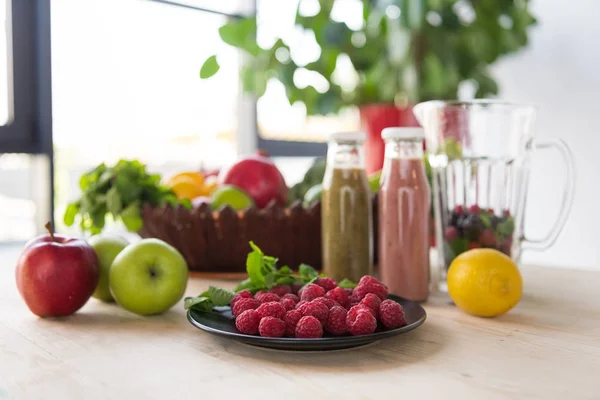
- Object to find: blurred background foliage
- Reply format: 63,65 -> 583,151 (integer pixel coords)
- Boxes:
201,0 -> 537,115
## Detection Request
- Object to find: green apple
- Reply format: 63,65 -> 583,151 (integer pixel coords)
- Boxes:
88,234 -> 129,302
109,238 -> 188,315
210,185 -> 255,211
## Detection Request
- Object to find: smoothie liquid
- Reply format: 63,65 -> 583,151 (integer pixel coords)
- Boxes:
378,142 -> 431,301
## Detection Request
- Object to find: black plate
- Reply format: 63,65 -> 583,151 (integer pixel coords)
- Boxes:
186,294 -> 426,351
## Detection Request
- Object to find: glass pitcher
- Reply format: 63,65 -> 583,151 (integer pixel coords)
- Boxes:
413,100 -> 575,292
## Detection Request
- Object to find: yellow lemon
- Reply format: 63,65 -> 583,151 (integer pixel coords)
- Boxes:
167,176 -> 205,200
447,248 -> 522,317
166,172 -> 204,188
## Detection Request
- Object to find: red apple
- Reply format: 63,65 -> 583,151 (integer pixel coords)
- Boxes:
16,223 -> 99,317
218,155 -> 288,208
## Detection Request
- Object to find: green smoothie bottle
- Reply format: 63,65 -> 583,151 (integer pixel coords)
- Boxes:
321,131 -> 373,282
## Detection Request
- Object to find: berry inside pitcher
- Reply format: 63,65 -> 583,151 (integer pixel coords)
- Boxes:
443,205 -> 515,269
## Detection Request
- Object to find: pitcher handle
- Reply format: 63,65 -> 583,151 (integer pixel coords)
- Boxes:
522,138 -> 576,251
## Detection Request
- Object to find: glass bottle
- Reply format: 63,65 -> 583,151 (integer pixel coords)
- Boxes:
321,131 -> 373,282
378,127 -> 430,301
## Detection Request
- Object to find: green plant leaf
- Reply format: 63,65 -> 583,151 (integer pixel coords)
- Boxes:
184,296 -> 214,312
299,263 -> 319,282
206,286 -> 235,306
200,55 -> 220,79
479,212 -> 492,228
246,250 -> 265,285
338,279 -> 357,289
63,202 -> 79,226
106,186 -> 122,215
219,18 -> 260,56
120,202 -> 143,232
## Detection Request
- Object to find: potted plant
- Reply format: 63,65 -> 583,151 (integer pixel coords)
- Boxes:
199,0 -> 536,173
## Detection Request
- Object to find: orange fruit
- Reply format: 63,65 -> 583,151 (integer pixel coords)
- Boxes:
166,172 -> 205,200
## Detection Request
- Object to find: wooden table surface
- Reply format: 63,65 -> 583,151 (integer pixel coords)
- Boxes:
1,244 -> 599,400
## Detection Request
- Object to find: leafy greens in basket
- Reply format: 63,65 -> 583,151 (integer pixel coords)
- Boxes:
184,241 -> 357,313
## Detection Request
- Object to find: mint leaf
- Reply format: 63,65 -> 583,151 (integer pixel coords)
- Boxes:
264,273 -> 275,289
279,266 -> 292,275
449,238 -> 468,258
207,286 -> 235,306
184,296 -> 214,312
496,216 -> 515,238
479,212 -> 491,228
249,241 -> 264,255
235,278 -> 258,292
120,202 -> 143,232
106,186 -> 122,215
275,276 -> 296,285
299,263 -> 319,282
338,279 -> 357,289
246,250 -> 265,285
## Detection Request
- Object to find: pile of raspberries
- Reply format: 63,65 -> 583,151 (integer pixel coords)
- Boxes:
231,276 -> 407,338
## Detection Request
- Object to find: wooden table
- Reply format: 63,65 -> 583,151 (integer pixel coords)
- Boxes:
1,244 -> 599,400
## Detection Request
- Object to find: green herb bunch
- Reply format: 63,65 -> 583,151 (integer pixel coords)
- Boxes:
184,241 -> 356,313
63,159 -> 190,234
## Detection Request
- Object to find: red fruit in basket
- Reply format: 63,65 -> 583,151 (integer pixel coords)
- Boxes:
503,209 -> 511,217
468,204 -> 481,214
325,305 -> 348,336
15,223 -> 99,317
346,305 -> 377,336
269,285 -> 292,297
379,300 -> 407,329
295,316 -> 323,338
284,309 -> 303,336
232,297 -> 260,317
299,284 -> 326,302
315,277 -> 337,291
487,208 -> 495,214
445,226 -> 459,241
454,205 -> 464,215
467,242 -> 481,250
218,155 -> 288,208
256,292 -> 280,304
230,290 -> 253,307
235,309 -> 260,334
258,316 -> 286,338
298,300 -> 329,325
359,293 -> 381,318
256,301 -> 286,319
480,229 -> 497,247
325,286 -> 349,308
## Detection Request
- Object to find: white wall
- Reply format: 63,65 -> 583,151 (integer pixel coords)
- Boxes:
491,0 -> 600,269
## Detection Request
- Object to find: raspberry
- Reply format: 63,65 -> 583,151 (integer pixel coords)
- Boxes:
258,317 -> 286,338
235,309 -> 260,334
256,292 -> 280,304
359,293 -> 381,318
295,316 -> 323,338
325,305 -> 347,336
354,281 -> 388,301
281,293 -> 299,303
312,297 -> 337,310
468,204 -> 481,214
295,300 -> 308,310
325,286 -> 349,308
358,275 -> 385,287
254,290 -> 266,298
347,294 -> 361,309
315,277 -> 337,291
379,300 -> 407,329
454,205 -> 464,214
256,301 -> 286,319
445,226 -> 458,241
298,300 -> 329,325
291,283 -> 303,295
479,228 -> 496,247
346,305 -> 377,336
467,242 -> 480,250
280,297 -> 296,311
343,288 -> 353,296
284,309 -> 303,337
299,284 -> 326,302
269,285 -> 292,297
232,297 -> 260,317
230,290 -> 252,307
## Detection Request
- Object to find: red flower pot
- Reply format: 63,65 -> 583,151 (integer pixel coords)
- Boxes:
359,103 -> 420,174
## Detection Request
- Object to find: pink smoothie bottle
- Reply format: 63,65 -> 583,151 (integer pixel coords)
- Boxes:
378,127 -> 431,302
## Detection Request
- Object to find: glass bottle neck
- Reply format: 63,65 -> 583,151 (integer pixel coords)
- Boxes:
384,138 -> 424,160
327,140 -> 366,169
